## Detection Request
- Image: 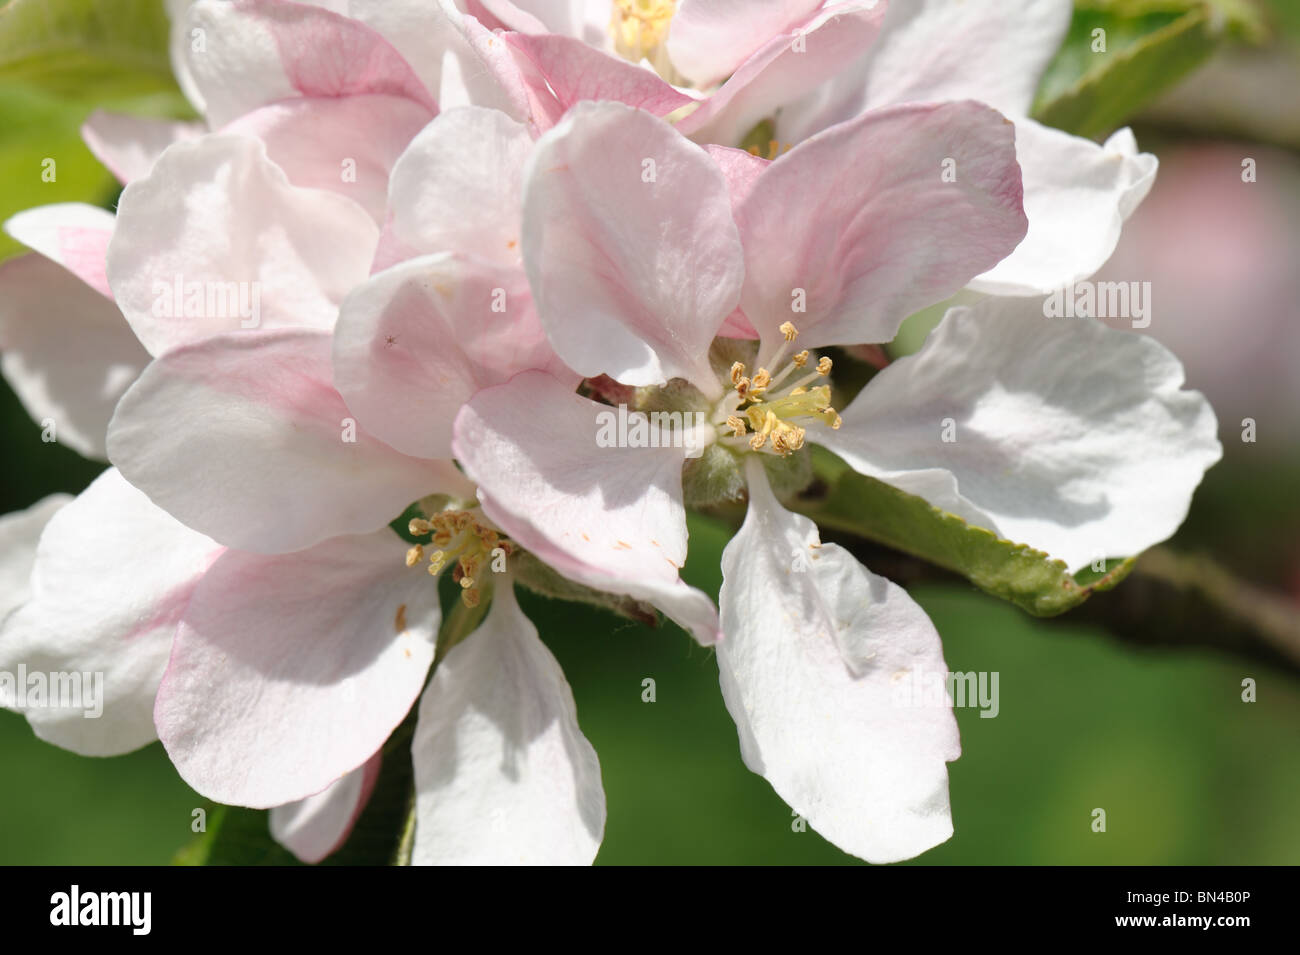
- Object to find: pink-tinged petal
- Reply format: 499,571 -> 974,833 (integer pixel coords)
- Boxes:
780,0 -> 1070,142
4,203 -> 114,297
183,0 -> 435,128
0,255 -> 149,460
369,218 -> 423,274
270,752 -> 382,863
454,371 -> 720,644
522,101 -> 743,397
816,297 -> 1222,573
0,469 -> 222,756
107,133 -> 379,357
155,529 -> 438,807
504,32 -> 696,133
107,329 -> 472,554
705,145 -> 769,339
471,0 -> 599,39
736,100 -> 1026,351
387,107 -> 533,265
668,0 -> 824,87
718,458 -> 960,863
412,581 -> 605,864
335,253 -> 573,460
468,0 -> 547,32
677,1 -> 887,147
969,123 -> 1158,295
0,494 -> 70,627
222,94 -> 434,222
324,0 -> 531,118
705,144 -> 769,208
81,110 -> 204,184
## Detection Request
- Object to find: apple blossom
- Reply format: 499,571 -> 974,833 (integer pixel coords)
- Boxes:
0,0 -> 1229,870
450,100 -> 1220,862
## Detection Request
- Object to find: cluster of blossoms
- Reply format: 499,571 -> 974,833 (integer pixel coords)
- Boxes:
0,0 -> 1219,864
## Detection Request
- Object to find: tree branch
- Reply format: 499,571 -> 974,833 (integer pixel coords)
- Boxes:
830,536 -> 1300,678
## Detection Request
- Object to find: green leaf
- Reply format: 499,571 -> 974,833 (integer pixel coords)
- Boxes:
0,83 -> 117,261
796,448 -> 1134,617
0,0 -> 179,100
1031,1 -> 1262,139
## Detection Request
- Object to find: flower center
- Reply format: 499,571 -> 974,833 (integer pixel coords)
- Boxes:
404,511 -> 513,608
715,322 -> 841,456
609,0 -> 681,80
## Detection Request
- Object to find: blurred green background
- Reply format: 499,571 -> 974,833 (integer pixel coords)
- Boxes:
1,0 -> 1299,864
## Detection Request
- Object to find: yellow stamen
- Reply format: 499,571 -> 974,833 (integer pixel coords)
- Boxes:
407,509 -> 514,607
609,0 -> 677,65
717,333 -> 840,458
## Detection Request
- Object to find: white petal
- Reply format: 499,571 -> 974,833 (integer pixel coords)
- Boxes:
0,493 -> 70,628
668,0 -> 824,88
387,107 -> 533,264
718,459 -> 960,863
817,296 -> 1223,572
155,529 -> 438,807
81,110 -> 204,183
333,253 -> 570,460
270,754 -> 381,864
330,0 -> 530,117
736,101 -> 1026,350
0,255 -> 149,459
183,0 -> 435,128
107,328 -> 470,554
521,101 -> 743,396
221,94 -> 434,222
4,202 -> 114,297
969,122 -> 1159,295
677,1 -> 886,148
777,0 -> 1071,142
107,134 -> 378,356
453,371 -> 721,645
0,469 -> 222,755
166,0 -> 206,113
412,582 -> 605,865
